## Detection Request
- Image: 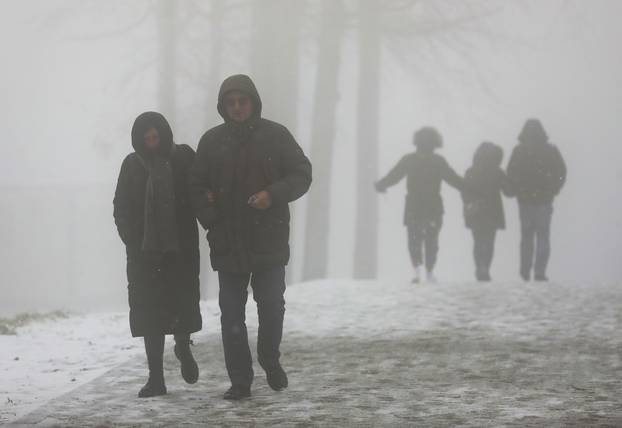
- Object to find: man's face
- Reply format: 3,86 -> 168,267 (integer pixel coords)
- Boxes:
143,127 -> 160,152
224,91 -> 253,123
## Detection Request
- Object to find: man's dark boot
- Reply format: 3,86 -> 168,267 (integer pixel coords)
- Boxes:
520,270 -> 530,282
138,377 -> 167,398
266,364 -> 288,391
223,384 -> 251,400
534,274 -> 549,282
174,334 -> 199,384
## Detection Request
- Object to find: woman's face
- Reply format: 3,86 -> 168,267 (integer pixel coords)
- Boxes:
143,127 -> 160,152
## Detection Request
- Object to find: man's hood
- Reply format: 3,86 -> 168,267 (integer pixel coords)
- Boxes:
217,74 -> 263,122
518,118 -> 549,146
131,111 -> 174,157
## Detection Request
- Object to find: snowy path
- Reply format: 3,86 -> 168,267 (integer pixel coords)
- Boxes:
8,279 -> 622,427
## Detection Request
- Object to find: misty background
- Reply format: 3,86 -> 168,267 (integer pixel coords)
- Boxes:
1,0 -> 620,316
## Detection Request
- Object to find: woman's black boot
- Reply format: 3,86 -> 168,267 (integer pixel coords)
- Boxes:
139,334 -> 167,398
174,334 -> 199,384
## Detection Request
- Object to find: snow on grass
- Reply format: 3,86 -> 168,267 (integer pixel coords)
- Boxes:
0,310 -> 142,423
5,278 -> 622,426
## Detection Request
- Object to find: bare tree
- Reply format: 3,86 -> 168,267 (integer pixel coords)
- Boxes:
301,0 -> 346,281
156,0 -> 178,122
353,0 -> 382,279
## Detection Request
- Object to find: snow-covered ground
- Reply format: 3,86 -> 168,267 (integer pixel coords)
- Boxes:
0,311 -> 142,423
4,279 -> 622,426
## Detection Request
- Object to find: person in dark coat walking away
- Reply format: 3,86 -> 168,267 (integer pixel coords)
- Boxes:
375,127 -> 463,284
506,119 -> 566,282
113,112 -> 202,398
189,75 -> 312,400
462,142 -> 513,282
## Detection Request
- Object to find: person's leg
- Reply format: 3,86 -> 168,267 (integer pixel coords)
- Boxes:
407,224 -> 423,282
519,203 -> 536,281
173,333 -> 199,384
424,218 -> 442,278
534,203 -> 553,280
482,228 -> 497,280
139,334 -> 166,397
472,228 -> 485,280
218,271 -> 253,390
407,224 -> 423,268
250,265 -> 288,391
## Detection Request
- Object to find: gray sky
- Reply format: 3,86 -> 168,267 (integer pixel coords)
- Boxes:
0,0 -> 620,315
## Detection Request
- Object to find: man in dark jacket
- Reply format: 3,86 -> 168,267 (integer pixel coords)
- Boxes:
506,118 -> 566,282
114,112 -> 202,398
375,127 -> 463,284
189,75 -> 312,400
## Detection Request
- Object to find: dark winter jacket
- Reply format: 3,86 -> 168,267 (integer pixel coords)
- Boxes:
462,142 -> 512,230
376,150 -> 463,225
189,75 -> 312,273
506,119 -> 566,205
113,112 -> 201,337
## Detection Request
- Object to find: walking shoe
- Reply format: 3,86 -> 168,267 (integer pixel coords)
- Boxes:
174,340 -> 199,384
138,377 -> 167,398
266,365 -> 288,391
534,274 -> 549,282
427,271 -> 437,284
411,266 -> 421,284
223,384 -> 251,400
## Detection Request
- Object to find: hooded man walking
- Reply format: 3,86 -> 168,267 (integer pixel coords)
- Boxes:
190,75 -> 312,400
506,119 -> 566,282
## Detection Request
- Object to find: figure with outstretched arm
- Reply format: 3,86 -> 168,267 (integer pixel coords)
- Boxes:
375,127 -> 463,284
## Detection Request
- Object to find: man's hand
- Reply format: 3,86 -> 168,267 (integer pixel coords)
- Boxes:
248,190 -> 272,210
206,191 -> 216,203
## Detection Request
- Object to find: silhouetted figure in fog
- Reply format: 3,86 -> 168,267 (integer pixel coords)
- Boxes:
462,142 -> 513,282
189,75 -> 311,400
113,112 -> 202,398
507,119 -> 566,282
375,127 -> 463,284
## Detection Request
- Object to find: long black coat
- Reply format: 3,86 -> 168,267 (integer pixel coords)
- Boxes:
189,75 -> 312,273
113,112 -> 202,337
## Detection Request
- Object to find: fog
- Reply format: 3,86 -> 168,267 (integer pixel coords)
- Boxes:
1,0 -> 621,316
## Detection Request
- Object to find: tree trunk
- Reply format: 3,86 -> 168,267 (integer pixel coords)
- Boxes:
199,0 -> 225,299
353,0 -> 381,279
301,0 -> 345,281
251,0 -> 304,283
156,0 -> 177,122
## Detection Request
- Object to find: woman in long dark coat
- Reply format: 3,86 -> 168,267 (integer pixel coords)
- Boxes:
113,112 -> 202,398
462,142 -> 513,281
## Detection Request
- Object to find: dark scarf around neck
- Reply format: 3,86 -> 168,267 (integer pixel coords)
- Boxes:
136,144 -> 179,256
